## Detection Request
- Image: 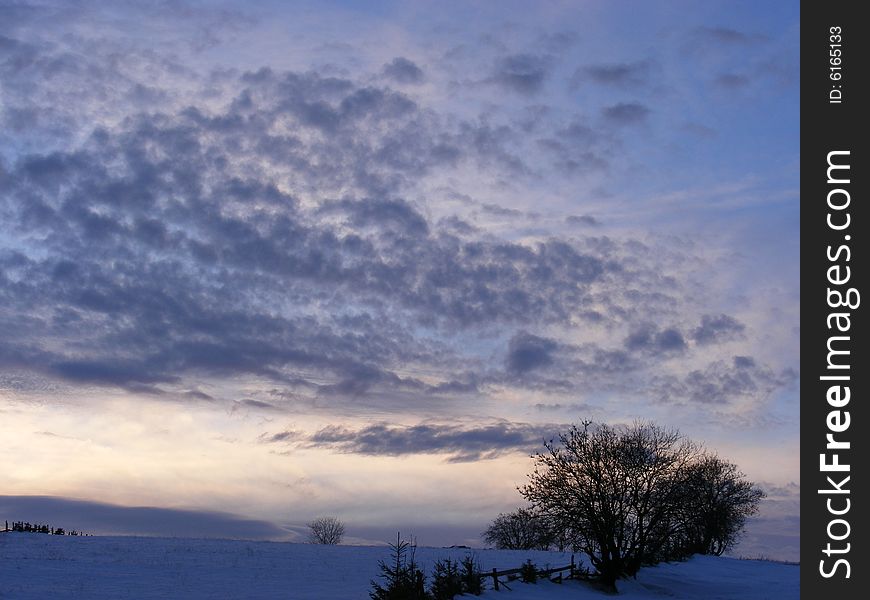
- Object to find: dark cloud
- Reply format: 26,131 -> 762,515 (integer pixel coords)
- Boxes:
299,421 -> 561,462
438,215 -> 478,235
0,495 -> 287,540
601,102 -> 650,125
49,359 -> 179,389
537,31 -> 579,53
651,356 -> 796,405
625,324 -> 686,354
575,61 -> 652,88
715,73 -> 750,89
506,332 -> 558,374
234,398 -> 281,412
565,214 -> 600,227
259,429 -> 302,443
480,202 -> 523,218
696,26 -> 768,45
489,54 -> 550,94
537,120 -> 611,174
692,314 -> 745,344
382,57 -> 424,84
534,402 -> 595,414
318,197 -> 429,236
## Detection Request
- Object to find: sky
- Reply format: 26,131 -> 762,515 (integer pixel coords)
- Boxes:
0,0 -> 799,560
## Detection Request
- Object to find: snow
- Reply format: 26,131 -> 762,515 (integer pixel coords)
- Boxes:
0,532 -> 797,599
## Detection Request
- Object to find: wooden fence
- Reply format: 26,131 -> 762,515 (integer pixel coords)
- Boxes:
484,555 -> 582,591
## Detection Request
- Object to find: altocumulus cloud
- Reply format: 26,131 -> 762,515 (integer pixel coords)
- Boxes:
0,1 -> 796,422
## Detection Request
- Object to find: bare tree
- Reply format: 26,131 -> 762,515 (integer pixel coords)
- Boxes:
482,508 -> 552,550
520,421 -> 700,588
519,420 -> 765,587
673,454 -> 765,557
307,516 -> 346,545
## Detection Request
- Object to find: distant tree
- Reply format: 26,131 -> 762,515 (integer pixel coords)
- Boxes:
482,508 -> 551,550
307,516 -> 346,545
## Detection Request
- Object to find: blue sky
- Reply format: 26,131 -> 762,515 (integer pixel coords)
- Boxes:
0,0 -> 798,560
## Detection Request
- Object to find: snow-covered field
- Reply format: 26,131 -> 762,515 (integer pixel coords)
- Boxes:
0,532 -> 797,599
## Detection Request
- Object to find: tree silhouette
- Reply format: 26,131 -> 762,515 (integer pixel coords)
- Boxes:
520,421 -> 761,588
307,516 -> 346,545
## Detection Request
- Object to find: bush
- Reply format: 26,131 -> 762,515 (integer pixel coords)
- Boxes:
520,560 -> 538,583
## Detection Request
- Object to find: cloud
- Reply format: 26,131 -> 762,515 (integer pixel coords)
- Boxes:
297,421 -> 561,462
692,314 -> 745,345
537,120 -> 611,174
318,197 -> 429,236
601,102 -> 650,125
233,398 -> 282,412
565,215 -> 600,227
489,54 -> 550,94
575,61 -> 652,88
382,57 -> 424,84
715,73 -> 750,89
506,332 -> 558,374
537,31 -> 579,53
625,324 -> 687,354
259,429 -> 303,443
651,356 -> 796,405
0,12 -> 796,416
696,26 -> 768,46
534,402 -> 596,414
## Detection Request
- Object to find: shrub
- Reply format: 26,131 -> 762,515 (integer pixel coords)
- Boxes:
520,559 -> 538,583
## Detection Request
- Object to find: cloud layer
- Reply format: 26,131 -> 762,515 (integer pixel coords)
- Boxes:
0,0 -> 798,556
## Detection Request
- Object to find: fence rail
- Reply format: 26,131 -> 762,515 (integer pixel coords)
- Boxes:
484,554 -> 582,591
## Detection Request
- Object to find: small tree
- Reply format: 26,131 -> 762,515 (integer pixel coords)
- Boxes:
370,533 -> 429,600
307,516 -> 345,545
429,558 -> 462,600
520,560 -> 538,583
459,554 -> 483,595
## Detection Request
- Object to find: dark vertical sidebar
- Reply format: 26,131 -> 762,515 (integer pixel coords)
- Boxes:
802,2 -> 867,598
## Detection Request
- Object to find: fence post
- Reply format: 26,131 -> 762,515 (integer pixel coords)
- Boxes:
570,554 -> 575,579
492,567 -> 499,591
